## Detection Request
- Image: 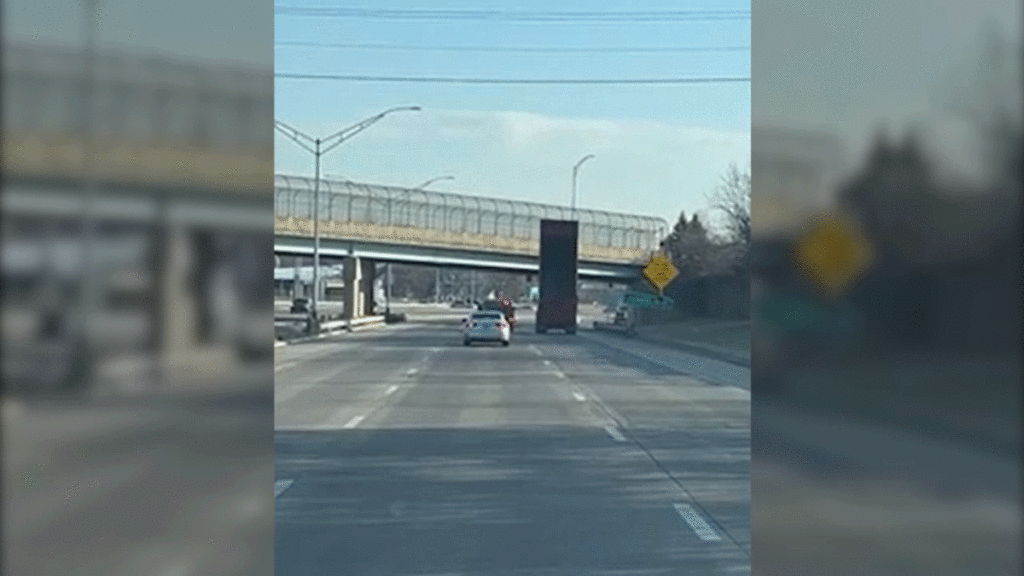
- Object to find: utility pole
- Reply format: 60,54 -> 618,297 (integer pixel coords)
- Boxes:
275,106 -> 421,331
78,0 -> 102,390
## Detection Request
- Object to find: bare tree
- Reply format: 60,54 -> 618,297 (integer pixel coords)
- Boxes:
945,28 -> 1023,194
706,163 -> 751,248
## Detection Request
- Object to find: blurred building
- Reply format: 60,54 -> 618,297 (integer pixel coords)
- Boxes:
1,42 -> 273,395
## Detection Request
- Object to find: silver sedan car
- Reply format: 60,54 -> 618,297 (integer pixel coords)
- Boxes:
462,311 -> 511,346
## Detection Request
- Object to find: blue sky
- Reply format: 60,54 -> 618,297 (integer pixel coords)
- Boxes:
8,0 -> 1014,218
274,1 -> 751,225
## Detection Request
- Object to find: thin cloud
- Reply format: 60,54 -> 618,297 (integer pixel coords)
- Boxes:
288,109 -> 749,221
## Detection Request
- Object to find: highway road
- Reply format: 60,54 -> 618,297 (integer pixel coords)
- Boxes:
2,376 -> 274,576
274,310 -> 752,575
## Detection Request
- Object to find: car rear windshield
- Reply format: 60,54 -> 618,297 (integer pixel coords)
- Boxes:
471,312 -> 503,320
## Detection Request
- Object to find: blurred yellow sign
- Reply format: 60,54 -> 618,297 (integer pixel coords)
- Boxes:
642,253 -> 679,293
795,214 -> 874,298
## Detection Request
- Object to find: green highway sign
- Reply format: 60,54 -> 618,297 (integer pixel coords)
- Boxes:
622,292 -> 674,309
756,293 -> 864,337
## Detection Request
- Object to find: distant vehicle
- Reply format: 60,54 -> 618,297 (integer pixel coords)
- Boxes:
463,311 -> 511,346
536,219 -> 578,334
290,298 -> 310,314
478,298 -> 516,331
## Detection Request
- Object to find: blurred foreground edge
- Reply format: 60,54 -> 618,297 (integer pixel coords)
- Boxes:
2,40 -> 274,401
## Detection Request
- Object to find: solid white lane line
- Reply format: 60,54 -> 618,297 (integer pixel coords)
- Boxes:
274,361 -> 297,373
274,479 -> 294,498
674,503 -> 722,542
342,415 -> 365,429
572,391 -> 586,402
604,425 -> 627,442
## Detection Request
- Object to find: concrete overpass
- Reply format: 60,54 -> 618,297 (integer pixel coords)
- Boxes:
274,174 -> 669,319
2,41 -> 272,386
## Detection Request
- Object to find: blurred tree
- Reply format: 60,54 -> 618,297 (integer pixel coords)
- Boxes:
706,163 -> 752,247
945,28 -> 1023,195
839,133 -> 937,265
660,211 -> 712,279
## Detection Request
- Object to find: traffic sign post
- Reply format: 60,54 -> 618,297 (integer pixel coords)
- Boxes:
642,253 -> 679,296
793,213 -> 874,300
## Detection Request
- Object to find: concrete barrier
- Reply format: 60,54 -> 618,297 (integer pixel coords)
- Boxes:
348,316 -> 387,330
593,320 -> 636,335
276,315 -> 387,346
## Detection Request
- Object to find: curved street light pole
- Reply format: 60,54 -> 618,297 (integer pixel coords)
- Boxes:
572,154 -> 595,220
275,106 -> 421,327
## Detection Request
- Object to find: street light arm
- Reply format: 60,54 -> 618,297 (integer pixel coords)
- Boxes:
574,154 -> 596,171
321,105 -> 422,154
414,175 -> 455,190
571,154 -> 595,213
275,120 -> 316,154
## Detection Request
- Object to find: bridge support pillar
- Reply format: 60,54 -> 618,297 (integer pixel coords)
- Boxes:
342,256 -> 360,321
342,256 -> 376,320
359,259 -> 376,316
163,226 -> 198,359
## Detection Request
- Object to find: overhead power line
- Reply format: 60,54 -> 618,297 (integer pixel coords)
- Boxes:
273,6 -> 751,22
275,72 -> 751,84
275,41 -> 751,53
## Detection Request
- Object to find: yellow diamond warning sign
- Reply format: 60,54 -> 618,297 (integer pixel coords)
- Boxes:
795,214 -> 874,298
642,253 -> 679,293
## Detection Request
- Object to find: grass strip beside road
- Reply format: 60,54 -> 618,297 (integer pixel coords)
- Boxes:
624,318 -> 1018,455
631,319 -> 751,366
781,354 -> 1021,456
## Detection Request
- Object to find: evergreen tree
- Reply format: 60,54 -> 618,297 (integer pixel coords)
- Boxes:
661,211 -> 712,278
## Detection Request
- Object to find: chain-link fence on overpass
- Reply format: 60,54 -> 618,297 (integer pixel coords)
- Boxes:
275,174 -> 669,254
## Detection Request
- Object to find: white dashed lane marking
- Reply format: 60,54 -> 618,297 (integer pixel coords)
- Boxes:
604,425 -> 627,442
342,415 -> 365,429
674,503 -> 722,542
274,479 -> 294,498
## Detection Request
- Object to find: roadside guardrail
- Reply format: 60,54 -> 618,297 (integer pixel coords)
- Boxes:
275,314 -> 388,346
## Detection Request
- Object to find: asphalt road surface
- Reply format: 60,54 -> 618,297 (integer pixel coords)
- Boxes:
275,313 -> 752,575
2,377 -> 274,576
752,391 -> 1022,576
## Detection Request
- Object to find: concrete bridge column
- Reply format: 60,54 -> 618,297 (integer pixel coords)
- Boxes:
359,259 -> 376,316
342,256 -> 375,320
164,226 -> 198,357
162,225 -> 235,380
